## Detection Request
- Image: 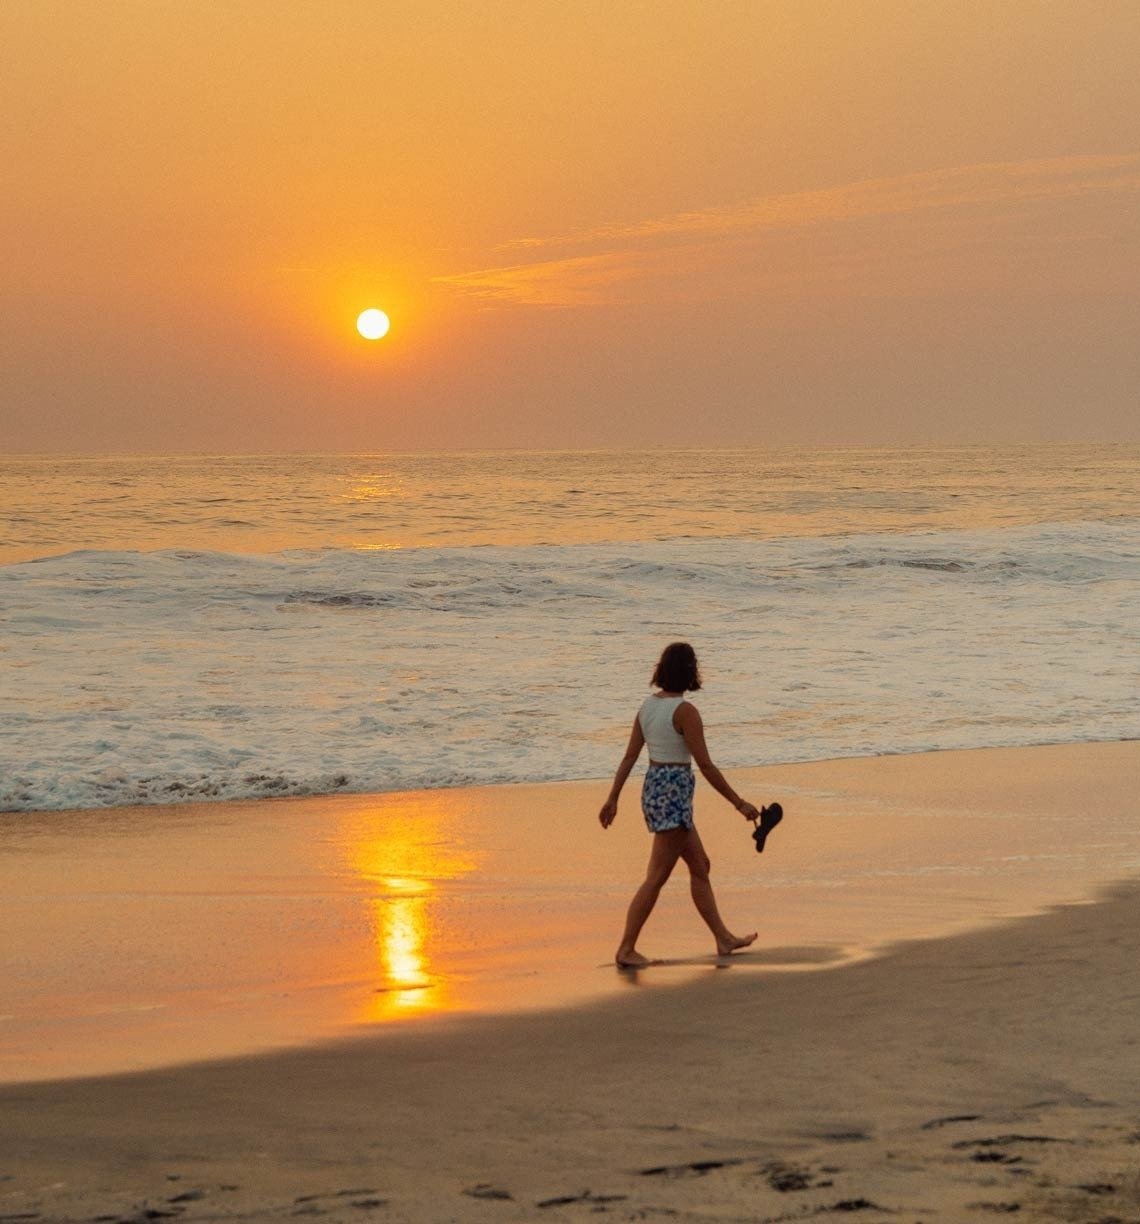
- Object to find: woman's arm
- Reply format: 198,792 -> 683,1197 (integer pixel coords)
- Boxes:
675,702 -> 759,820
598,716 -> 645,828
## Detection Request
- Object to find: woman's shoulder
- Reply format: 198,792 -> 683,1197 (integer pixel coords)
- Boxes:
638,692 -> 673,716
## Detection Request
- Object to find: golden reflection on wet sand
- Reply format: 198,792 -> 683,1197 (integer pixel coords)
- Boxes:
371,886 -> 435,1014
344,794 -> 479,1021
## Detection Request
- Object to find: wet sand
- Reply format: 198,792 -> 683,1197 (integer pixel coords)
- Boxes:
3,742 -> 1139,1083
1,742 -> 1138,1221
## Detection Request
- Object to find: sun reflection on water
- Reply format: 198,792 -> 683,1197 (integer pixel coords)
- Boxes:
342,475 -> 403,503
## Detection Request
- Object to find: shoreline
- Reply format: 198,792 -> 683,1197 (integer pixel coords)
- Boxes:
5,730 -> 1137,818
3,741 -> 1139,1091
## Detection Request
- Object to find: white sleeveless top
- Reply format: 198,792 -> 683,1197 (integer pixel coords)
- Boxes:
638,694 -> 691,764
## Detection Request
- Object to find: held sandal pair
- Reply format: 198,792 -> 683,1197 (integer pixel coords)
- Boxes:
750,802 -> 783,854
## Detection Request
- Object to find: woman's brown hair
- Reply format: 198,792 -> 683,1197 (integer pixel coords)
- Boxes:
651,641 -> 702,693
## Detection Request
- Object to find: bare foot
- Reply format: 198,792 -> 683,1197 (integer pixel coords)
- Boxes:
615,949 -> 654,969
716,932 -> 757,956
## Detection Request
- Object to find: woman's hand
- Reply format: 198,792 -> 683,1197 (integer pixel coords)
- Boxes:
599,799 -> 618,828
737,800 -> 760,821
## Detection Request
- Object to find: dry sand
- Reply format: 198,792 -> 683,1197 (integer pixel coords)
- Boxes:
2,742 -> 1138,1223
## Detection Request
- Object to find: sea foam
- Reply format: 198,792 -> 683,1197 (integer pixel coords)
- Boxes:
2,520 -> 1137,811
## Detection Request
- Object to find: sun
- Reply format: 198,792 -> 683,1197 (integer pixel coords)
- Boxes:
356,308 -> 391,340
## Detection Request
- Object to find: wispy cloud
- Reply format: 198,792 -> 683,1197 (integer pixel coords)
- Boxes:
432,251 -> 653,307
434,154 -> 1140,307
504,154 -> 1140,250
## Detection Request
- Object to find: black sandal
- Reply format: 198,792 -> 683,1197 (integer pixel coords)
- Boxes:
751,802 -> 783,853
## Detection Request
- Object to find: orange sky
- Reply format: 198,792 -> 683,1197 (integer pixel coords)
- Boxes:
2,0 -> 1138,451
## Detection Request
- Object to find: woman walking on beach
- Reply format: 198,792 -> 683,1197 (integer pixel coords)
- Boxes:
599,642 -> 777,968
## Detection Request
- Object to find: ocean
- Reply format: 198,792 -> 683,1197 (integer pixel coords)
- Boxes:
2,445 -> 1137,813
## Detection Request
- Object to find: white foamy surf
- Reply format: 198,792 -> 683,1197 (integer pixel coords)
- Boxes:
2,519 -> 1136,812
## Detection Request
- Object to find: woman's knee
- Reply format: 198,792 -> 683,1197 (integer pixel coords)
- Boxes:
687,852 -> 711,881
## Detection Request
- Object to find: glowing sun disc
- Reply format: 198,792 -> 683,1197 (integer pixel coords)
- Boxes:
357,308 -> 391,340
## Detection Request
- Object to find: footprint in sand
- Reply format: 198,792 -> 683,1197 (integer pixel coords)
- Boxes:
920,1113 -> 983,1130
535,1190 -> 627,1208
639,1157 -> 746,1177
463,1184 -> 513,1201
292,1189 -> 387,1215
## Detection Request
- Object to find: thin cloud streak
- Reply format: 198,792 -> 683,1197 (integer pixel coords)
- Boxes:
433,250 -> 656,307
436,154 -> 1140,307
505,154 -> 1140,250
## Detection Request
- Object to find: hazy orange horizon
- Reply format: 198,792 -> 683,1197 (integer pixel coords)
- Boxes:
3,1 -> 1138,453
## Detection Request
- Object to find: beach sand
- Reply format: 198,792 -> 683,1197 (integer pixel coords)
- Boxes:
2,742 -> 1138,1222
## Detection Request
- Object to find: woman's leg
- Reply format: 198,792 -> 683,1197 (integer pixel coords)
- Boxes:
680,828 -> 757,955
615,829 -> 687,967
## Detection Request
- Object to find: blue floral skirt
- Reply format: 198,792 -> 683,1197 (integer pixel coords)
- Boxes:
641,765 -> 695,833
